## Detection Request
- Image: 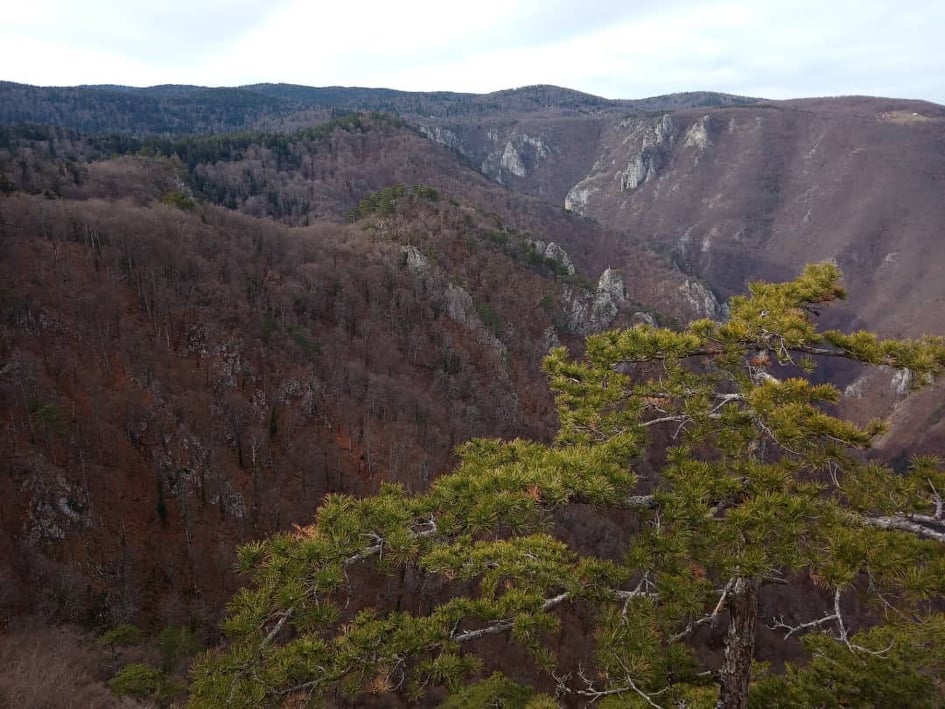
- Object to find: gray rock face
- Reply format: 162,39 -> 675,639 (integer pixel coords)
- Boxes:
891,367 -> 913,395
402,247 -> 508,357
566,114 -> 677,212
619,153 -> 649,191
592,268 -> 629,328
481,132 -> 552,183
402,245 -> 430,275
527,239 -> 576,276
618,114 -> 676,191
418,125 -> 468,156
499,142 -> 528,178
563,182 -> 597,214
677,279 -> 723,319
444,283 -> 476,328
684,115 -> 711,150
566,267 -> 629,334
22,466 -> 92,546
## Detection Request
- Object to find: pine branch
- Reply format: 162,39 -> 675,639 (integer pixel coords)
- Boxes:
450,592 -> 570,643
259,518 -> 440,657
612,348 -> 724,365
671,577 -> 735,642
269,593 -> 571,701
637,392 -> 743,433
344,516 -> 438,565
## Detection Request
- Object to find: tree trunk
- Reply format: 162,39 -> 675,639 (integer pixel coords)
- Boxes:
717,577 -> 757,709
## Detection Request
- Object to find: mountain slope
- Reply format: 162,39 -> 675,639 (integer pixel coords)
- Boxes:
0,186 -> 561,624
552,97 -> 945,454
0,110 -> 719,627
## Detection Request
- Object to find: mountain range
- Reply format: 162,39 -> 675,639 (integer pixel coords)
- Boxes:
1,79 -> 943,702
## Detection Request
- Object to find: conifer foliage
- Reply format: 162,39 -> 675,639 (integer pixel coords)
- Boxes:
190,264 -> 945,707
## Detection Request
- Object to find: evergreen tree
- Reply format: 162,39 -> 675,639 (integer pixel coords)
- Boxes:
190,263 -> 945,707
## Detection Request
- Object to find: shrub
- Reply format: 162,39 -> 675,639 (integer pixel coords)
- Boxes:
98,623 -> 144,648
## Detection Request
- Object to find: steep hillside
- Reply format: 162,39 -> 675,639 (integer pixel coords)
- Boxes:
385,94 -> 945,458
0,117 -> 718,631
0,189 -> 537,625
0,115 -> 720,321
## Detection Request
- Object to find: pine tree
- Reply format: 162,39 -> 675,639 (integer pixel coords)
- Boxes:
189,263 -> 945,707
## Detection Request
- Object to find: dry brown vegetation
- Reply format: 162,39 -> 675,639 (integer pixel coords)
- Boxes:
0,622 -> 143,708
3,161 -> 670,629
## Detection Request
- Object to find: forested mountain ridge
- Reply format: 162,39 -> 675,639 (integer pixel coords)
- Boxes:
0,80 -> 755,135
0,113 -> 719,320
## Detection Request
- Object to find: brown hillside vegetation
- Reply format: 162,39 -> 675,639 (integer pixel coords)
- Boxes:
0,144 -> 707,632
0,191 -> 541,625
405,95 -> 945,460
0,622 -> 142,708
0,115 -> 712,321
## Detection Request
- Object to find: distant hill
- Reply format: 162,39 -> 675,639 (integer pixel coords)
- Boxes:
0,80 -> 757,135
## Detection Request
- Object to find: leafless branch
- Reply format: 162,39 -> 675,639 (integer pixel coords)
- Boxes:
554,666 -> 664,708
612,348 -> 723,366
861,515 -> 945,543
345,532 -> 385,565
639,414 -> 691,428
710,393 -> 744,414
616,574 -> 658,619
769,589 -> 894,656
709,496 -> 736,518
929,478 -> 943,521
769,608 -> 839,639
751,414 -> 801,456
262,608 -> 293,647
344,516 -> 438,565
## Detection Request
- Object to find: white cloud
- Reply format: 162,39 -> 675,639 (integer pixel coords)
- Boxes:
2,0 -> 943,103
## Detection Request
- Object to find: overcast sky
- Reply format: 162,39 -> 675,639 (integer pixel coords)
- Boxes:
4,1 -> 943,104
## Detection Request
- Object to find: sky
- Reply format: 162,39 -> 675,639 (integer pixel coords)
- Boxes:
3,0 -> 944,104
